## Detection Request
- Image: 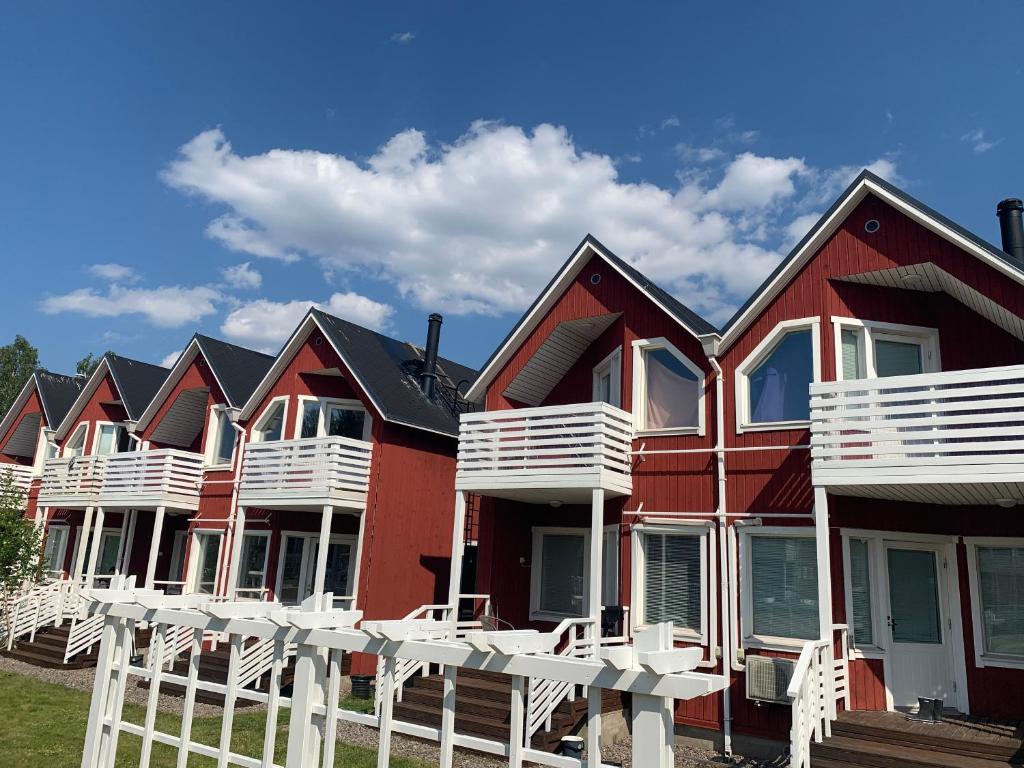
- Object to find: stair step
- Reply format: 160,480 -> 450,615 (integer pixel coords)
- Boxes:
811,735 -> 1020,768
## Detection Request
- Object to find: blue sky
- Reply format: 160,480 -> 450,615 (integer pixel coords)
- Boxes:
1,2 -> 1021,374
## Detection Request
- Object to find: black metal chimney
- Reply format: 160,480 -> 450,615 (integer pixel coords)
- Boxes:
997,198 -> 1024,263
420,313 -> 443,398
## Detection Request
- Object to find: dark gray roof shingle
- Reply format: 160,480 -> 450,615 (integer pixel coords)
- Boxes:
35,371 -> 85,427
106,355 -> 170,421
194,335 -> 275,408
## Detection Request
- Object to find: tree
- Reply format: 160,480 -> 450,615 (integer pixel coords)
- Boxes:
0,335 -> 39,416
0,469 -> 41,645
75,350 -> 111,378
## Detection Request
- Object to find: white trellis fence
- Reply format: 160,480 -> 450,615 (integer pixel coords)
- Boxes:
78,583 -> 725,768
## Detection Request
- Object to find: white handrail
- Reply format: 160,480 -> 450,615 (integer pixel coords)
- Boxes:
99,449 -> 204,503
239,436 -> 373,504
38,455 -> 106,504
787,625 -> 848,768
525,618 -> 600,743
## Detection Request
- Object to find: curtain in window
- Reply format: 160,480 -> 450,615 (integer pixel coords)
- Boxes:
978,546 -> 1024,656
644,347 -> 699,429
750,536 -> 819,640
749,330 -> 813,423
848,539 -> 873,646
644,533 -> 702,633
602,530 -> 619,606
539,534 -> 585,616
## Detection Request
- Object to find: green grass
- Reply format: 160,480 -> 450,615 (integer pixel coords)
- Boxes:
0,672 -> 427,768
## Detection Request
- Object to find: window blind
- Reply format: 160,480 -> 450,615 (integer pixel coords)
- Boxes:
978,546 -> 1024,657
874,339 -> 923,378
539,534 -> 586,616
643,532 -> 702,633
848,538 -> 873,646
602,530 -> 619,606
840,329 -> 863,380
750,536 -> 819,640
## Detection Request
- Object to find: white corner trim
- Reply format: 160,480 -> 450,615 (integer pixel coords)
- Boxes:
734,316 -> 821,434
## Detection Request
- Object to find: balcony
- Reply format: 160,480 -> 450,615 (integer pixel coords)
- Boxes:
238,436 -> 373,512
38,455 -> 106,508
98,449 -> 204,510
1,464 -> 33,496
455,402 -> 634,504
810,364 -> 1024,506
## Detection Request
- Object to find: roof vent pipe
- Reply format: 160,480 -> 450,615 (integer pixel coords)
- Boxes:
420,313 -> 443,398
997,198 -> 1024,263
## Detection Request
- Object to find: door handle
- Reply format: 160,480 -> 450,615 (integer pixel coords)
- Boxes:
887,615 -> 896,629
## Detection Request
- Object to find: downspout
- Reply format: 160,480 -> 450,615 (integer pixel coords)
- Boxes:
218,412 -> 246,599
709,357 -> 733,757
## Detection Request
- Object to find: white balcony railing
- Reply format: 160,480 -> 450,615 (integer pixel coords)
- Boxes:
238,435 -> 373,510
38,455 -> 106,506
455,402 -> 633,501
1,464 -> 33,496
98,449 -> 204,510
810,364 -> 1024,504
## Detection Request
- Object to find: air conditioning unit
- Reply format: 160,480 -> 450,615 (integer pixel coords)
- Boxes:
745,655 -> 796,704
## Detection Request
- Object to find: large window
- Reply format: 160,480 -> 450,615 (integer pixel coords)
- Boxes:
737,318 -> 820,431
529,527 -> 619,621
833,319 -> 939,381
64,423 -> 88,457
969,542 -> 1024,662
190,531 -> 222,595
94,423 -> 131,455
635,528 -> 706,640
206,408 -> 237,466
632,338 -> 704,435
42,525 -> 69,576
744,533 -> 819,642
295,398 -> 370,442
236,532 -> 270,597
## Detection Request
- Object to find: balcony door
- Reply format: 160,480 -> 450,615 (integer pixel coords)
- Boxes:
276,532 -> 357,605
93,423 -> 132,455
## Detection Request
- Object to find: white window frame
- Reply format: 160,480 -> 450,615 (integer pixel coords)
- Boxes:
965,536 -> 1024,670
43,523 -> 70,576
831,317 -> 941,380
529,526 -> 590,622
91,421 -> 129,456
738,526 -> 819,651
203,406 -> 237,469
274,530 -> 359,605
592,346 -> 623,408
251,397 -> 289,443
631,337 -> 706,437
235,530 -> 272,598
63,421 -> 89,458
735,317 -> 821,434
630,522 -> 710,643
186,529 -> 224,595
293,396 -> 372,442
840,533 -> 887,658
168,530 -> 188,584
33,429 -> 58,475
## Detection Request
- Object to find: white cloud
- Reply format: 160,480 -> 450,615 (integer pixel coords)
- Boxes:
222,262 -> 262,289
89,263 -> 139,282
961,128 -> 1002,154
163,123 -> 900,326
220,291 -> 395,347
660,115 -> 680,129
390,31 -> 415,44
160,349 -> 182,368
41,285 -> 222,327
675,143 -> 726,163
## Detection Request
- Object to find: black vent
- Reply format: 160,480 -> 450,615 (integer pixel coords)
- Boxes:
997,198 -> 1024,263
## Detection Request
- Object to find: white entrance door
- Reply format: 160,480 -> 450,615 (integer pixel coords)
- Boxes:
884,543 -> 955,708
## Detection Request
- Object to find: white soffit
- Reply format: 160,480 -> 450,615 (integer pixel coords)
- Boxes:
838,262 -> 1024,341
149,387 -> 210,448
2,411 -> 40,458
502,313 -> 620,406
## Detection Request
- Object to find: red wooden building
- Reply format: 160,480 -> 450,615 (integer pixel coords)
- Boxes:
446,172 -> 1024,753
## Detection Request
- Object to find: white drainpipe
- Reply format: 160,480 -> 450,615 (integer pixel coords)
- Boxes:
220,414 -> 247,599
709,357 -> 733,756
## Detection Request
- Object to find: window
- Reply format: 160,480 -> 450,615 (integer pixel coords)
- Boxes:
832,319 -> 939,380
974,545 -> 1024,659
529,527 -> 618,621
592,347 -> 622,408
253,399 -> 287,442
744,533 -> 819,643
206,408 -> 236,466
190,531 -> 222,595
94,423 -> 131,455
294,398 -> 370,442
737,318 -> 820,431
42,526 -> 69,576
236,533 -> 269,596
64,423 -> 88,457
33,430 -> 58,474
635,528 -> 706,640
847,538 -> 874,647
632,338 -> 704,434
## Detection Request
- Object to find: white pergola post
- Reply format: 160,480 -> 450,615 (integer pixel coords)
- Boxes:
72,505 -> 95,584
446,491 -> 468,637
587,488 -> 605,765
226,506 -> 246,600
313,504 -> 333,600
814,486 -> 836,715
631,623 -> 675,768
349,510 -> 367,606
113,510 -> 131,576
439,665 -> 458,768
144,506 -> 166,590
121,509 -> 137,576
85,506 -> 106,588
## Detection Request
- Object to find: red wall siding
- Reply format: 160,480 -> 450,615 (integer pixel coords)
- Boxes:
138,353 -> 228,454
0,388 -> 45,467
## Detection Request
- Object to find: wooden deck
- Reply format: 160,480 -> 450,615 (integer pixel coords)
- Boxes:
811,710 -> 1024,767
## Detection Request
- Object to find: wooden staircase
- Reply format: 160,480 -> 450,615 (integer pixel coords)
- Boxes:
811,711 -> 1024,767
392,668 -> 620,752
1,624 -> 99,669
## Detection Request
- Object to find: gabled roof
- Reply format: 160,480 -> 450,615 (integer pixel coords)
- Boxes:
0,371 -> 83,445
465,234 -> 718,402
715,170 -> 1024,353
54,354 -> 169,439
135,334 -> 274,432
238,309 -> 478,439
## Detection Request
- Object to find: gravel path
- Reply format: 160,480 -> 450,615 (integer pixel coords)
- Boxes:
0,659 -> 783,767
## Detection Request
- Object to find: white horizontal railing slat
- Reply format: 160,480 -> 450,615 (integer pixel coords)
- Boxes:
99,449 -> 204,505
239,436 -> 373,503
39,455 -> 106,503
